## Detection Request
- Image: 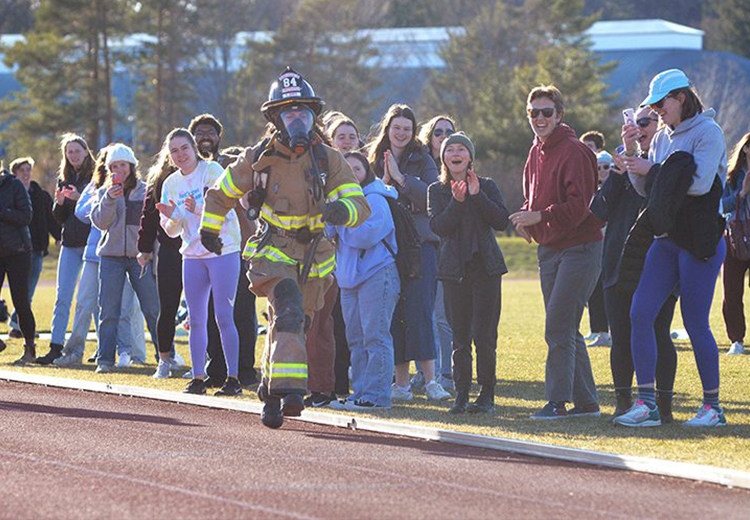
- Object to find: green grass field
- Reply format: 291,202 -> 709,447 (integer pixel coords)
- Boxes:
2,236 -> 750,471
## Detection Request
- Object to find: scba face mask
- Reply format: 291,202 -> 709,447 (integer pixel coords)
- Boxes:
280,107 -> 314,154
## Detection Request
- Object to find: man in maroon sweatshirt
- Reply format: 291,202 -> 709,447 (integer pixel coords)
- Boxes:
510,85 -> 604,420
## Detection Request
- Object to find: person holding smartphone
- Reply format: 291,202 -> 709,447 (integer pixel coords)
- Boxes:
90,144 -> 161,373
36,134 -> 95,365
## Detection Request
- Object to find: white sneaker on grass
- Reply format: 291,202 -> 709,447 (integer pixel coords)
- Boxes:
683,404 -> 727,427
612,400 -> 661,427
391,383 -> 414,401
727,341 -> 745,355
116,352 -> 132,368
153,359 -> 172,379
425,380 -> 451,401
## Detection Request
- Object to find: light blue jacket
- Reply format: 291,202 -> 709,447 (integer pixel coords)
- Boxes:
329,178 -> 398,290
649,108 -> 727,197
75,181 -> 102,263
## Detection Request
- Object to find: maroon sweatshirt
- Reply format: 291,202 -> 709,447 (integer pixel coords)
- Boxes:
521,124 -> 603,249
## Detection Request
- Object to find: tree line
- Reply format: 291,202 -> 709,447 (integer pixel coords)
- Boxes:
1,0 -> 748,211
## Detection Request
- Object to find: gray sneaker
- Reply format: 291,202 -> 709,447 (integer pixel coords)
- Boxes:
391,383 -> 414,401
153,359 -> 172,379
95,364 -> 113,374
54,353 -> 83,367
437,374 -> 455,392
425,380 -> 452,401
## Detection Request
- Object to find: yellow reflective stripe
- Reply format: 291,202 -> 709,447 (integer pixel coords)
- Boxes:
220,170 -> 244,199
271,362 -> 308,379
202,211 -> 225,231
340,197 -> 357,226
243,242 -> 335,279
260,205 -> 325,231
326,183 -> 363,202
244,243 -> 297,264
311,255 -> 336,278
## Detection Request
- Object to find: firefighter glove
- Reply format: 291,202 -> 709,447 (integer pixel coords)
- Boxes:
200,229 -> 224,255
321,200 -> 349,226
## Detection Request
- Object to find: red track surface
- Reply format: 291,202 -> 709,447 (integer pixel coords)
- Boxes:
1,380 -> 748,519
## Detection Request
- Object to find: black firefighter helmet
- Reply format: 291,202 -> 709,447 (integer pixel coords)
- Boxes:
261,67 -> 324,123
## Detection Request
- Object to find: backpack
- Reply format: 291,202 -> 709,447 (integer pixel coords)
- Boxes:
381,196 -> 422,283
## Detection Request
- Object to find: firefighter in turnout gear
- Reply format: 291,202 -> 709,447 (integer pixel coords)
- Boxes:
200,67 -> 370,428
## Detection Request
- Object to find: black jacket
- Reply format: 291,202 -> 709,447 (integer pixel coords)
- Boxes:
0,172 -> 33,257
28,181 -> 61,255
590,171 -> 645,290
428,176 -> 510,282
646,151 -> 724,260
52,172 -> 92,248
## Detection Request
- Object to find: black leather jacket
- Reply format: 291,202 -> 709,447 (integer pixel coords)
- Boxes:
428,176 -> 510,282
0,172 -> 33,257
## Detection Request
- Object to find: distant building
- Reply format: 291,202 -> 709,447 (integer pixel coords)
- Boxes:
2,19 -> 750,145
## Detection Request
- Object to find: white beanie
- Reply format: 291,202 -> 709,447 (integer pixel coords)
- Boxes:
106,143 -> 138,168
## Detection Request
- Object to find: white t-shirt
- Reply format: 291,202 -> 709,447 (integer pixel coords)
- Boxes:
160,160 -> 241,259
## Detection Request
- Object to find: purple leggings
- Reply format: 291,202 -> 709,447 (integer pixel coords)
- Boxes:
631,237 -> 725,391
183,253 -> 240,378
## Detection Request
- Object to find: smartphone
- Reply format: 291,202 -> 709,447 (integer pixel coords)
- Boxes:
622,108 -> 636,126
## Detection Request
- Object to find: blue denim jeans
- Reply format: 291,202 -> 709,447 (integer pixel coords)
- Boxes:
50,246 -> 85,345
66,260 -> 151,361
96,257 -> 160,367
10,250 -> 43,332
64,260 -> 100,357
341,262 -> 400,407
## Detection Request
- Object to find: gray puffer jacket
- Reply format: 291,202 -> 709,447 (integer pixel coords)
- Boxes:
91,179 -> 148,258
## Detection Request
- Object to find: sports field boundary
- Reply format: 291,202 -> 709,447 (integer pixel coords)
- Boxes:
2,369 -> 749,490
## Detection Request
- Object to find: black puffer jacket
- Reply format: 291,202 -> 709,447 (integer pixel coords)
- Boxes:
28,181 -> 61,255
428,177 -> 510,282
0,172 -> 33,257
52,172 -> 92,248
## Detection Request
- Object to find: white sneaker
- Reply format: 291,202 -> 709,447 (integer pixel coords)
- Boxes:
54,353 -> 83,367
95,364 -> 113,374
588,332 -> 612,347
170,352 -> 187,369
727,341 -> 745,355
153,359 -> 172,379
391,383 -> 414,401
583,333 -> 598,341
425,380 -> 451,401
612,400 -> 661,427
683,404 -> 727,427
116,352 -> 132,368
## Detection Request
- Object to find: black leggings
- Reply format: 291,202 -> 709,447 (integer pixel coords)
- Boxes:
0,252 -> 35,345
604,285 -> 677,393
156,245 -> 183,354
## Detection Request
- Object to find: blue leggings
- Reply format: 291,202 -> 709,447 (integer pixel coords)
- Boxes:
183,253 -> 240,378
631,237 -> 725,391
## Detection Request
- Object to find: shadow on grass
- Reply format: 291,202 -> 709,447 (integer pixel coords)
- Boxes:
0,400 -> 201,427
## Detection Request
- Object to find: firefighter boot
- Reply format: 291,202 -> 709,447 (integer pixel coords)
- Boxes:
281,393 -> 305,417
261,396 -> 284,429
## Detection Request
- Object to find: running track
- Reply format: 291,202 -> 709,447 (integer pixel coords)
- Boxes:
1,380 -> 747,519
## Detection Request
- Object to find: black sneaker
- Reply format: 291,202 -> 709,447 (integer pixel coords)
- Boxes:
568,403 -> 601,418
184,378 -> 207,395
214,377 -> 243,396
202,377 -> 224,389
8,329 -> 23,339
530,401 -> 568,420
304,391 -> 335,408
0,338 -> 6,354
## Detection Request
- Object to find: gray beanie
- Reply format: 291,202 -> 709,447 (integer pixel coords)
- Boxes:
440,131 -> 474,164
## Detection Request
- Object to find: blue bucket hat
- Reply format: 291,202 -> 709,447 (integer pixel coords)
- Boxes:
640,69 -> 690,107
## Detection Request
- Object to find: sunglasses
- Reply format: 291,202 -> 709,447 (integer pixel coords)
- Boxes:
598,164 -> 611,170
650,94 -> 673,109
636,117 -> 658,128
527,107 -> 556,118
433,128 -> 455,138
